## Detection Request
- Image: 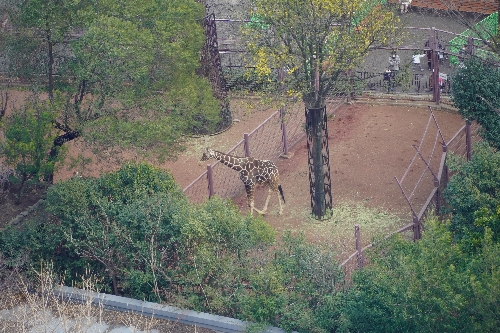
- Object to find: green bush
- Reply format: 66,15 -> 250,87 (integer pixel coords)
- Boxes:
339,219 -> 500,333
451,59 -> 500,149
443,142 -> 500,249
0,163 -> 349,332
235,232 -> 345,333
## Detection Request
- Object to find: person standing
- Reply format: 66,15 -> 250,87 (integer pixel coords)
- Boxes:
400,0 -> 412,14
388,51 -> 400,87
412,52 -> 426,71
388,52 -> 400,72
384,67 -> 392,93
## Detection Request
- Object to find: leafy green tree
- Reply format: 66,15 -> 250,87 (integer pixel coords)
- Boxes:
2,0 -> 221,166
0,95 -> 65,203
451,58 -> 500,148
45,163 -> 186,295
7,0 -> 91,99
339,219 -> 500,333
235,232 -> 344,332
245,0 -> 401,108
44,163 -> 277,303
443,142 -> 500,249
244,0 -> 401,218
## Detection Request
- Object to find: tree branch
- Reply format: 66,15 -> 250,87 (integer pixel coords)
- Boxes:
477,94 -> 500,116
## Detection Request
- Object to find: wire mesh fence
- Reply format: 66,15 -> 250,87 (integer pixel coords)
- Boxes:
210,140 -> 247,199
183,98 -> 345,203
342,117 -> 484,270
183,171 -> 210,204
247,110 -> 283,161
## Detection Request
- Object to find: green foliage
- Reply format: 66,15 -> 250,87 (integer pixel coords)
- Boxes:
0,162 -> 350,331
235,232 -> 344,333
3,0 -> 223,161
0,95 -> 66,201
245,0 -> 401,108
340,219 -> 500,333
443,142 -> 500,249
41,164 -> 282,308
451,58 -> 500,148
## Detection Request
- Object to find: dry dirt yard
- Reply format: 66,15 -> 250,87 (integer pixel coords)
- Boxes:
231,103 -> 465,255
1,92 -> 466,259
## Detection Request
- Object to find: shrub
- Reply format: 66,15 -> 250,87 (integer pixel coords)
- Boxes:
339,219 -> 500,333
443,142 -> 500,249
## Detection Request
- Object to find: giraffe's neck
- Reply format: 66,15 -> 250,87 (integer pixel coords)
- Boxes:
212,151 -> 245,172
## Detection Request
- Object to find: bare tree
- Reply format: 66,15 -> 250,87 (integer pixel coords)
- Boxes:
439,0 -> 500,57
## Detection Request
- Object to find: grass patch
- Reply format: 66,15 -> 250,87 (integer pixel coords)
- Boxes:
280,201 -> 410,259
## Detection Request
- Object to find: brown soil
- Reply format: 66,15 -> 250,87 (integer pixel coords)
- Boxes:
231,103 -> 464,252
1,92 -> 465,255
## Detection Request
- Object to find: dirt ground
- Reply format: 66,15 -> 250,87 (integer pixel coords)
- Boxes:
229,103 -> 464,249
1,97 -> 466,247
1,92 -> 467,261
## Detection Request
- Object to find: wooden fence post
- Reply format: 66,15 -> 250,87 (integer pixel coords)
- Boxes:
278,68 -> 290,156
244,133 -> 251,157
207,164 -> 214,198
413,215 -> 421,240
436,142 -> 448,219
355,224 -> 364,268
465,120 -> 472,161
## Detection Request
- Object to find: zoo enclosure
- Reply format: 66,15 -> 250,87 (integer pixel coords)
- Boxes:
183,98 -> 345,203
342,111 -> 482,271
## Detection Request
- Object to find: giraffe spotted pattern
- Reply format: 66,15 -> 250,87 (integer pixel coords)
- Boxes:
201,148 -> 285,215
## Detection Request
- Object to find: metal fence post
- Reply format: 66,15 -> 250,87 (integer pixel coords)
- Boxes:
355,225 -> 364,268
465,120 -> 472,161
207,164 -> 214,198
244,133 -> 251,157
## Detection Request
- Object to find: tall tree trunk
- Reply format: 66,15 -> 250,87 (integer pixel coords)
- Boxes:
47,40 -> 54,100
111,270 -> 119,295
45,129 -> 81,183
16,173 -> 27,205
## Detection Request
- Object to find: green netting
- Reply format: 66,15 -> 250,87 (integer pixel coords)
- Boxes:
245,14 -> 270,30
450,12 -> 498,65
351,0 -> 388,27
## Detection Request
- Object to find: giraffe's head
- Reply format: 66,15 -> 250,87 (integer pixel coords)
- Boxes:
200,147 -> 214,161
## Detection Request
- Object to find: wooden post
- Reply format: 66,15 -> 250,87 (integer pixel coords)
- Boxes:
465,120 -> 472,161
413,215 -> 421,240
467,36 -> 475,56
278,68 -> 290,156
355,224 -> 364,268
281,107 -> 289,155
431,28 -> 440,105
207,164 -> 214,198
244,133 -> 251,157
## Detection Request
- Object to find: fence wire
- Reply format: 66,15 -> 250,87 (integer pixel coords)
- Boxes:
248,111 -> 283,161
210,140 -> 247,199
183,97 -> 345,203
183,171 -> 210,204
281,102 -> 307,150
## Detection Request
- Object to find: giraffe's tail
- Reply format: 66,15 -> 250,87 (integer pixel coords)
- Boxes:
278,185 -> 285,204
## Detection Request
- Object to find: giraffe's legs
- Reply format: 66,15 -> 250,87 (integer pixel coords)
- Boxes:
276,190 -> 283,215
261,188 -> 273,214
245,184 -> 266,215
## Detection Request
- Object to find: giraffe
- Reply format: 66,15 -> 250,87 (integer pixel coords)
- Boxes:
200,148 -> 285,215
